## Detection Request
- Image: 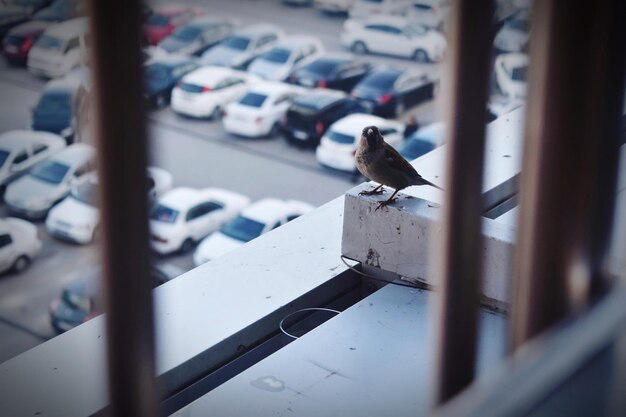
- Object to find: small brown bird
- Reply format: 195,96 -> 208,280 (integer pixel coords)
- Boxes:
355,125 -> 443,209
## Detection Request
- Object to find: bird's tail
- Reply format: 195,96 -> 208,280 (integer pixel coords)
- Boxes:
418,178 -> 444,191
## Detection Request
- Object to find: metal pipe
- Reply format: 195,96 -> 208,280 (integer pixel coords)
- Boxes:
432,0 -> 495,406
87,1 -> 159,416
510,0 -> 626,351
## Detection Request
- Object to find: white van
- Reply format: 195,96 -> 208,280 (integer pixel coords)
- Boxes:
27,17 -> 89,78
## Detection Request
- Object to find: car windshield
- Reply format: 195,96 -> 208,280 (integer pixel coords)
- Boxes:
239,92 -> 267,107
507,17 -> 529,32
71,181 -> 99,207
145,64 -> 171,83
0,150 -> 10,168
361,71 -> 399,91
262,47 -> 291,64
29,160 -> 70,184
405,24 -> 428,36
62,289 -> 91,313
35,35 -> 64,51
172,26 -> 201,42
304,59 -> 340,76
511,65 -> 528,81
35,91 -> 72,113
220,215 -> 265,243
179,82 -> 205,93
223,35 -> 250,51
147,14 -> 169,27
150,204 -> 179,223
327,130 -> 354,144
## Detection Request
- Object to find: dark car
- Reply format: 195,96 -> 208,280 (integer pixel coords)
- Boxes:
144,56 -> 199,108
33,0 -> 86,22
49,263 -> 185,333
399,122 -> 445,160
157,18 -> 234,56
288,55 -> 371,92
1,20 -> 49,63
3,0 -> 50,15
282,90 -> 367,147
0,6 -> 30,38
31,78 -> 89,143
351,68 -> 436,118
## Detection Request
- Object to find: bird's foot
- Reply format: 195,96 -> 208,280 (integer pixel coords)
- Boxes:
375,198 -> 397,211
359,187 -> 386,196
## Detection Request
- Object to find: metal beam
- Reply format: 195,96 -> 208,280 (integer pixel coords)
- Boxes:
432,0 -> 495,406
87,1 -> 159,416
510,0 -> 626,351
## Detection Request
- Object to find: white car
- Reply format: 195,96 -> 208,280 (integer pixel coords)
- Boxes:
27,17 -> 89,78
171,66 -> 258,119
200,24 -> 283,69
349,0 -> 413,19
247,36 -> 325,81
316,113 -> 404,172
405,1 -> 450,29
4,143 -> 96,220
193,198 -> 315,265
314,0 -> 356,13
495,53 -> 528,100
0,130 -> 66,193
46,167 -> 173,244
149,187 -> 250,254
223,82 -> 305,138
0,217 -> 42,274
340,15 -> 447,62
494,9 -> 530,53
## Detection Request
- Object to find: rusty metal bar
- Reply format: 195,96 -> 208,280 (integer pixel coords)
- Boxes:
510,0 -> 626,352
432,0 -> 495,406
87,1 -> 159,416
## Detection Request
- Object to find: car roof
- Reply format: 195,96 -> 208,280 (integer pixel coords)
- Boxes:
330,113 -> 396,133
8,20 -> 50,36
294,90 -> 346,110
275,35 -> 320,49
50,143 -> 95,165
150,55 -> 196,68
44,78 -> 82,94
248,81 -> 297,96
183,66 -> 238,84
0,130 -> 65,151
234,23 -> 281,37
241,198 -> 297,224
360,15 -> 410,27
44,17 -> 89,39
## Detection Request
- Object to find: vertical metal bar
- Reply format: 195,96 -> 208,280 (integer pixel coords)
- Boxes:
510,0 -> 626,351
433,0 -> 494,406
87,1 -> 159,416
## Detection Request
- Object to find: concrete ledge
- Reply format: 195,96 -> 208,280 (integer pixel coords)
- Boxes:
341,183 -> 516,308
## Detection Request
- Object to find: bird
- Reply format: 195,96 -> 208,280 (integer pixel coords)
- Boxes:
355,125 -> 443,210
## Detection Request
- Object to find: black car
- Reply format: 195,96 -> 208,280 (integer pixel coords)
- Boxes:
283,90 -> 367,147
351,68 -> 436,118
144,56 -> 199,108
157,18 -> 234,56
288,55 -> 371,92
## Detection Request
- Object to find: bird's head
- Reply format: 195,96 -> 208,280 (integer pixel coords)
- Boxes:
362,125 -> 382,149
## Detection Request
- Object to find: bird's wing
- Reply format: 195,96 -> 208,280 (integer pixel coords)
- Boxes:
384,143 -> 420,177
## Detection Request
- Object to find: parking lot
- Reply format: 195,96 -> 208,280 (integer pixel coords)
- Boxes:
0,0 -> 445,363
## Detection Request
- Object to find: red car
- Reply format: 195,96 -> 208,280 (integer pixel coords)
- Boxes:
2,20 -> 50,64
143,5 -> 198,46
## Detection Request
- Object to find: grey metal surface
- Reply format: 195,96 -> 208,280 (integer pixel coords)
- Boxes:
171,284 -> 507,417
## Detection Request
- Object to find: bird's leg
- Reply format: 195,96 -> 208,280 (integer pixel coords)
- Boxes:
359,184 -> 385,196
375,189 -> 400,211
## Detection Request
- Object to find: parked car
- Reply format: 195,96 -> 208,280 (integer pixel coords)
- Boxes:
495,52 -> 528,100
0,217 -> 42,275
49,263 -> 185,333
314,0 -> 356,14
201,23 -> 283,69
0,5 -> 29,38
2,0 -> 49,15
149,187 -> 250,255
494,9 -> 530,53
193,198 -> 314,265
31,78 -> 89,142
405,1 -> 450,29
27,16 -> 88,78
348,0 -> 412,19
351,67 -> 435,117
46,167 -> 172,244
171,66 -> 258,119
340,15 -> 446,62
0,130 -> 66,194
33,0 -> 87,22
223,82 -> 304,138
144,56 -> 199,109
281,0 -> 313,5
283,89 -> 367,146
4,143 -> 95,220
399,121 -> 445,160
157,18 -> 235,56
143,5 -> 198,46
288,54 -> 371,92
247,36 -> 324,82
316,113 -> 404,172
1,20 -> 50,64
